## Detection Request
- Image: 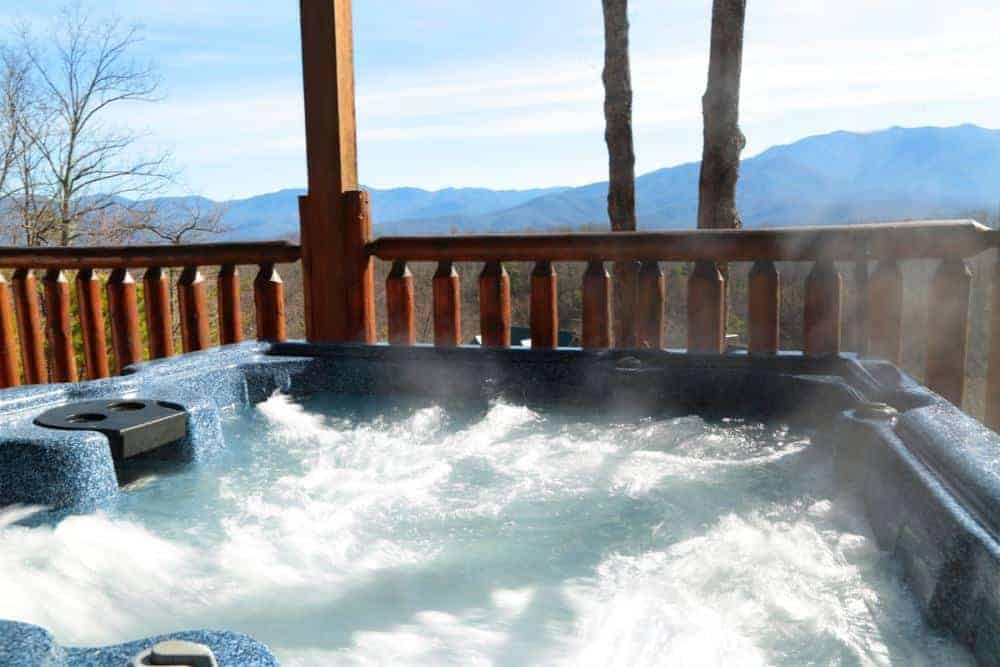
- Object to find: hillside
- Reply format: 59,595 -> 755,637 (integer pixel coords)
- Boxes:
153,124 -> 1000,239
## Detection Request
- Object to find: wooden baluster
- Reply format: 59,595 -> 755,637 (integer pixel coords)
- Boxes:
43,270 -> 77,382
0,274 -> 19,388
852,260 -> 870,356
582,261 -> 613,349
531,260 -> 558,349
868,260 -> 903,365
987,253 -> 1000,431
217,264 -> 243,345
106,269 -> 143,374
479,260 -> 511,348
636,260 -> 665,349
76,268 -> 110,380
254,263 -> 287,342
687,260 -> 725,353
143,267 -> 174,359
614,260 -> 639,348
804,260 -> 842,357
177,266 -> 210,352
432,261 -> 461,347
748,260 -> 780,355
12,269 -> 47,385
926,258 -> 971,406
385,260 -> 415,346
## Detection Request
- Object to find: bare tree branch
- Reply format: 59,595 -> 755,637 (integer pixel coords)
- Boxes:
601,0 -> 636,233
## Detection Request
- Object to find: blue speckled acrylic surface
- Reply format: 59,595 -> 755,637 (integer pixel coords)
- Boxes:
0,343 -> 998,664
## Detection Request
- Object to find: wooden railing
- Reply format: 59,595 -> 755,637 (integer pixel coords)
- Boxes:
364,219 -> 1000,428
0,241 -> 299,387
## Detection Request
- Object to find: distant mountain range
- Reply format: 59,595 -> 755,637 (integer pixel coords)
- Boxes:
155,124 -> 1000,240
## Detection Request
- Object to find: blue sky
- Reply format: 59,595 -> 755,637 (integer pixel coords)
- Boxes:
3,1 -> 1000,200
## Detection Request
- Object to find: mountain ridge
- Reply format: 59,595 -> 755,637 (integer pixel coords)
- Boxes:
148,124 -> 1000,239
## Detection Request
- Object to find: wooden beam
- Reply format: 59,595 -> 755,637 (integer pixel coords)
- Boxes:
0,242 -> 300,270
298,0 -> 359,342
367,221 -> 995,264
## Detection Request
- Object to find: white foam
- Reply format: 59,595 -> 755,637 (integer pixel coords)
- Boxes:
0,393 -> 974,665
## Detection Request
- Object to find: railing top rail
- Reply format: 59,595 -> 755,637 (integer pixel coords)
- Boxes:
367,219 -> 996,263
0,241 -> 302,270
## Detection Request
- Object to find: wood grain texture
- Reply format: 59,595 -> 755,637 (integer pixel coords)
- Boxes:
748,260 -> 779,355
12,269 -> 46,384
0,274 -> 19,387
254,263 -> 287,342
925,258 -> 971,407
76,268 -> 110,380
432,261 -> 461,347
804,260 -> 842,357
344,190 -> 375,343
107,269 -> 143,374
178,267 -> 210,352
217,264 -> 244,345
613,260 -> 639,348
368,221 -> 993,263
582,261 -> 613,349
478,261 -> 511,348
868,260 -> 903,365
530,261 -> 558,349
297,0 -> 358,342
43,269 -> 77,382
636,261 -> 665,349
385,260 -> 415,346
143,267 -> 174,359
0,242 -> 299,270
687,260 -> 725,353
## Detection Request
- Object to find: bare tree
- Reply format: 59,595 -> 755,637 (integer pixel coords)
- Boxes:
124,198 -> 229,245
697,0 -> 747,230
0,48 -> 27,217
19,5 -> 172,246
601,0 -> 636,232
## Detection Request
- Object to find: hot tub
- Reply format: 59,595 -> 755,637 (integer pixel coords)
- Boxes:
0,343 -> 998,665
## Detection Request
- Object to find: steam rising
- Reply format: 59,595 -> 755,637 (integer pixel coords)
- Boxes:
0,394 -> 972,665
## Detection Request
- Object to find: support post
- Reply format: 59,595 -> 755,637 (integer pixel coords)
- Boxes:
298,0 -> 361,343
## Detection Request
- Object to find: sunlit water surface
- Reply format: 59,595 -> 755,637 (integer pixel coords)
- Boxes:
0,393 -> 974,665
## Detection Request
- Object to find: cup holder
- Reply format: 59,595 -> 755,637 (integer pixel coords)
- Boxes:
108,402 -> 147,412
35,398 -> 188,462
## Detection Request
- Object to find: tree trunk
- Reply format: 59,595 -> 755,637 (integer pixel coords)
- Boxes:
698,0 -> 746,231
602,0 -> 636,232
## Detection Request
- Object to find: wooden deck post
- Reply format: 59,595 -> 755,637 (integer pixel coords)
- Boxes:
43,269 -> 78,382
636,260 -> 665,349
926,258 -> 971,406
107,269 -> 143,373
479,261 -> 511,348
687,260 -> 725,353
0,274 -> 19,387
868,260 -> 903,365
804,260 -> 842,357
177,267 -> 210,352
433,261 -> 461,347
386,260 -> 415,345
217,264 -> 244,345
143,267 -> 175,359
298,0 -> 367,343
530,261 -> 558,349
12,269 -> 47,384
254,263 -> 287,342
748,260 -> 779,355
76,268 -> 110,380
582,261 -> 613,349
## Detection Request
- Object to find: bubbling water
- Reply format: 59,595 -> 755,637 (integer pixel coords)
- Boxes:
0,393 -> 973,665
